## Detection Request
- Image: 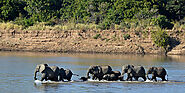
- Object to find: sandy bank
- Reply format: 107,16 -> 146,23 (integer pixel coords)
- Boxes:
0,29 -> 184,55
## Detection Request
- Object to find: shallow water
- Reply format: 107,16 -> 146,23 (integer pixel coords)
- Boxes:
0,52 -> 185,93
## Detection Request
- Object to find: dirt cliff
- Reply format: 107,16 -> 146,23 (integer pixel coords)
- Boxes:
0,29 -> 184,55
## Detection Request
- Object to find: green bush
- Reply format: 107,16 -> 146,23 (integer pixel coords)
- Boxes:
151,29 -> 169,48
0,0 -> 184,29
14,17 -> 35,28
152,15 -> 174,29
97,19 -> 111,30
121,22 -> 131,29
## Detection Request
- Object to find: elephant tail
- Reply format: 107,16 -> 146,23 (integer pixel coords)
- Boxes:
73,73 -> 79,76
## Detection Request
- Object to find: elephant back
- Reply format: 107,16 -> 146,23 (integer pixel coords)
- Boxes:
134,66 -> 146,76
101,65 -> 112,74
44,66 -> 55,77
59,68 -> 66,78
50,66 -> 60,76
65,69 -> 73,78
157,67 -> 167,76
111,71 -> 121,77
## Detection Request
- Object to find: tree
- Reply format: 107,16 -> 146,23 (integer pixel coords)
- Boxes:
24,0 -> 62,22
0,0 -> 26,21
165,0 -> 185,20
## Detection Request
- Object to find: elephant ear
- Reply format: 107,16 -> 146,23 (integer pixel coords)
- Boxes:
98,66 -> 102,74
39,64 -> 46,73
127,68 -> 132,73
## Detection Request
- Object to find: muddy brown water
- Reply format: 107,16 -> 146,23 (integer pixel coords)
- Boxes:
0,52 -> 185,93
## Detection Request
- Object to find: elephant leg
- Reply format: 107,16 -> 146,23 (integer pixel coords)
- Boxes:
41,73 -> 47,81
59,77 -> 64,81
126,77 -> 132,81
119,76 -> 124,81
92,76 -> 96,80
98,77 -> 103,81
126,73 -> 130,81
142,76 -> 146,81
151,76 -> 157,81
60,78 -> 64,81
128,77 -> 132,81
128,73 -> 133,81
54,77 -> 58,81
67,78 -> 71,81
127,75 -> 132,81
49,76 -> 58,81
59,75 -> 64,81
161,76 -> 167,81
95,77 -> 98,80
134,77 -> 139,81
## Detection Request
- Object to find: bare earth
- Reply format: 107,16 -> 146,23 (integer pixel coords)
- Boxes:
0,29 -> 184,55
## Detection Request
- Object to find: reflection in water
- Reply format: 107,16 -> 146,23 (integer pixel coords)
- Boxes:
34,83 -> 60,92
0,51 -> 185,63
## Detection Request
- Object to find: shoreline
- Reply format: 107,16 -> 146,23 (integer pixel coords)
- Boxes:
0,29 -> 184,55
0,51 -> 185,63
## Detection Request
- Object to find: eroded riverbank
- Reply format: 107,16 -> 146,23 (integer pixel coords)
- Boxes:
0,29 -> 184,55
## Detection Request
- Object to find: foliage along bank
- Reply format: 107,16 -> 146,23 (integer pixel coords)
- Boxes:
0,0 -> 185,29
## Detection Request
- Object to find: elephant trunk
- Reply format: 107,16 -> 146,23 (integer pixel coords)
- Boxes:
120,71 -> 125,81
86,69 -> 90,79
34,69 -> 38,80
146,72 -> 150,80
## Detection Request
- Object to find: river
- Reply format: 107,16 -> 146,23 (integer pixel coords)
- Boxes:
0,52 -> 184,93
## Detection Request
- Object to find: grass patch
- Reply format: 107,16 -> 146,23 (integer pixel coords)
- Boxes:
93,34 -> 101,39
0,22 -> 23,31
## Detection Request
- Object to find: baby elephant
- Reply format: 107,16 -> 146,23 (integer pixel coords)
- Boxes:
147,67 -> 168,81
80,77 -> 88,81
103,71 -> 121,81
59,68 -> 79,81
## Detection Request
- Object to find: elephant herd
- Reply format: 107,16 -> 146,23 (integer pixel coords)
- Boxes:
34,64 -> 168,82
34,64 -> 79,81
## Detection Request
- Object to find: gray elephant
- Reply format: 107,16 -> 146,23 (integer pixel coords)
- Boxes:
34,64 -> 60,81
103,71 -> 121,81
121,65 -> 146,81
86,65 -> 112,81
147,67 -> 168,81
59,68 -> 79,81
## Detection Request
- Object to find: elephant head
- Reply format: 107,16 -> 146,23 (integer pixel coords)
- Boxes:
146,67 -> 158,80
86,65 -> 101,78
121,65 -> 146,81
34,64 -> 48,80
65,69 -> 73,81
59,68 -> 79,81
147,67 -> 167,81
121,65 -> 134,76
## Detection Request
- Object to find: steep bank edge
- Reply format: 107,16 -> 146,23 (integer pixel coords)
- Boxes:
0,29 -> 184,55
